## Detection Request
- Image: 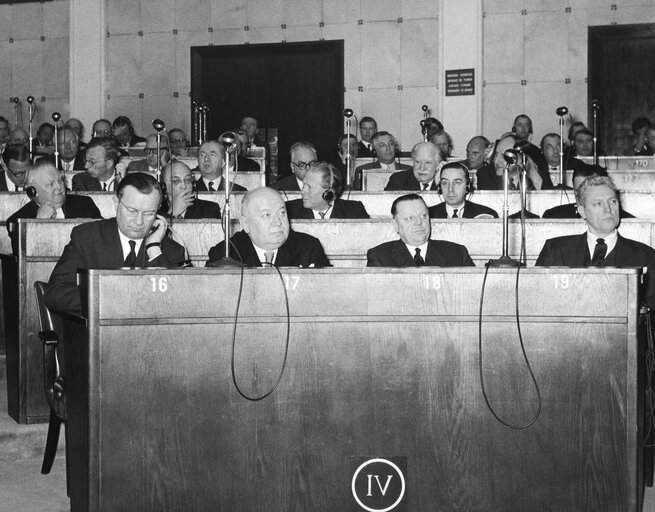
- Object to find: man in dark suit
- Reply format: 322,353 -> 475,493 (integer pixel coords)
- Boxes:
271,141 -> 317,191
333,133 -> 358,186
112,115 -> 147,148
384,141 -> 440,192
161,161 -> 220,219
38,127 -> 86,172
367,193 -> 474,267
536,175 -> 655,306
235,130 -> 261,172
126,133 -> 171,176
428,161 -> 498,218
44,173 -> 185,316
6,159 -> 102,254
357,117 -> 377,158
285,161 -> 369,219
0,143 -> 30,191
539,133 -> 584,188
194,140 -> 247,192
207,187 -> 330,267
72,137 -> 121,191
357,132 -> 412,190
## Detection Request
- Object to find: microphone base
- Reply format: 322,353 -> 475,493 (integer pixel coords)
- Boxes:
486,255 -> 523,268
206,256 -> 242,268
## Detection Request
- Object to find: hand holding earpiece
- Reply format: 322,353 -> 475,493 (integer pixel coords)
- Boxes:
145,214 -> 168,244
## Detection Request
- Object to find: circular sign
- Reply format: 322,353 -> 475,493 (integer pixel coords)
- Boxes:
351,458 -> 406,512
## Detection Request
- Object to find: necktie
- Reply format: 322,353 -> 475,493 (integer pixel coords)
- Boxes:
452,209 -> 458,218
591,238 -> 607,265
421,183 -> 429,191
125,240 -> 137,268
208,181 -> 215,191
102,182 -> 107,191
264,251 -> 275,264
414,247 -> 424,266
319,211 -> 326,219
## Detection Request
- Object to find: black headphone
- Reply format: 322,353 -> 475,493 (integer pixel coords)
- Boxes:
25,185 -> 37,199
436,162 -> 474,195
322,167 -> 335,203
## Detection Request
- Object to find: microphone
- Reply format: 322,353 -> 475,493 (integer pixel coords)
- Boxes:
513,139 -> 529,152
12,97 -> 19,104
343,108 -> 353,118
591,99 -> 601,110
218,131 -> 238,152
503,148 -> 519,165
26,96 -> 34,105
422,105 -> 428,112
152,119 -> 165,132
51,112 -> 61,123
556,106 -> 568,116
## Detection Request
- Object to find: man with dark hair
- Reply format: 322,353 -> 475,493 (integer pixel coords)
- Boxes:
429,162 -> 498,219
431,130 -> 453,160
384,141 -> 439,191
573,128 -> 594,157
169,128 -> 191,157
161,161 -> 221,219
0,116 -> 9,147
240,116 -> 263,148
39,127 -> 86,172
194,140 -> 246,192
510,114 -> 549,177
0,143 -> 31,190
44,172 -> 185,316
271,141 -> 317,191
540,133 -> 584,178
631,117 -> 652,156
112,115 -> 146,148
234,130 -> 261,172
358,116 -> 378,157
536,175 -> 655,305
34,122 -> 54,155
207,187 -> 330,267
334,133 -> 358,184
72,137 -> 121,191
285,161 -> 369,219
423,117 -> 444,140
127,132 -> 171,175
92,119 -> 113,139
367,193 -> 474,267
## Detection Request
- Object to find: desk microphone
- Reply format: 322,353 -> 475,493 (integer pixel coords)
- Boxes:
343,108 -> 353,118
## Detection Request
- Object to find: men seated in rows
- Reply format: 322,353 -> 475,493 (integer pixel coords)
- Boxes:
429,162 -> 498,219
161,161 -> 221,219
39,127 -> 86,172
431,130 -> 453,160
72,137 -> 121,192
0,144 -> 30,191
9,128 -> 28,147
195,140 -> 246,192
235,130 -> 261,172
113,115 -> 146,148
540,133 -> 584,181
461,136 -> 489,171
285,161 -> 369,219
384,141 -> 438,191
44,173 -> 185,316
357,116 -> 377,157
367,193 -> 474,267
541,164 -> 634,219
169,128 -> 191,157
92,118 -> 113,139
476,135 -> 551,190
334,133 -> 358,186
536,175 -> 655,306
207,187 -> 330,267
572,128 -> 594,157
126,133 -> 170,175
271,141 -> 317,192
240,116 -> 263,148
6,159 -> 102,254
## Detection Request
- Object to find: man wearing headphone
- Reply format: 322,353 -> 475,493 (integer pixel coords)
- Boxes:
285,161 -> 369,219
0,143 -> 31,191
72,137 -> 121,191
384,141 -> 440,191
428,161 -> 498,219
6,159 -> 102,254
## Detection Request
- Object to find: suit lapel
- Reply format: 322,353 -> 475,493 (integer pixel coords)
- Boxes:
275,235 -> 301,266
566,233 -> 589,266
103,219 -> 130,268
391,241 -> 414,266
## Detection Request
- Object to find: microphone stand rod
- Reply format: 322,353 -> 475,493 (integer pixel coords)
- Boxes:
592,106 -> 599,166
345,117 -> 352,187
558,116 -> 565,187
487,162 -> 520,268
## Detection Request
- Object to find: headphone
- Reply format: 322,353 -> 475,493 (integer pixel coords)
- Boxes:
25,185 -> 37,199
322,167 -> 336,203
436,162 -> 474,195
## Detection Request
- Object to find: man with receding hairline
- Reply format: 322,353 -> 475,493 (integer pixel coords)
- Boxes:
161,160 -> 221,219
38,126 -> 86,172
72,137 -> 121,191
194,139 -> 247,192
271,141 -> 318,192
384,141 -> 440,191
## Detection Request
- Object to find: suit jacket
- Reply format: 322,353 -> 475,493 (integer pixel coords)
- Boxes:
367,239 -> 475,267
284,198 -> 370,219
6,194 -> 103,255
39,153 -> 86,171
536,233 -> 655,306
126,159 -> 155,175
44,218 -> 185,316
71,171 -> 118,192
383,169 -> 437,192
206,229 -> 330,268
181,198 -> 221,219
194,176 -> 247,192
237,155 -> 260,172
541,203 -> 635,219
428,199 -> 498,219
0,171 -> 10,191
357,141 -> 375,158
271,175 -> 301,191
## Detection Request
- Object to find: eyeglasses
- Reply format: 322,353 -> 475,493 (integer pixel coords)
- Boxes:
170,138 -> 188,144
144,148 -> 169,155
172,177 -> 195,186
292,160 -> 317,170
93,130 -> 112,137
119,201 -> 157,221
84,158 -> 105,166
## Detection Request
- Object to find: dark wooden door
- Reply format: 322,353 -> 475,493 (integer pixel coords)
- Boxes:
191,41 -> 344,179
589,24 -> 655,155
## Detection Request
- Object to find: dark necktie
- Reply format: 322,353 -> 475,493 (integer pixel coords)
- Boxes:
590,238 -> 607,265
125,240 -> 137,268
452,209 -> 458,218
421,183 -> 429,191
208,181 -> 215,191
414,247 -> 424,266
102,182 -> 107,191
319,211 -> 326,219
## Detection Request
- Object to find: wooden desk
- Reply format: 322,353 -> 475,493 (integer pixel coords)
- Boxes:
63,268 -> 644,511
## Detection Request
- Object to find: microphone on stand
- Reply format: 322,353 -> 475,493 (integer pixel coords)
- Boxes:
343,108 -> 353,118
556,106 -> 568,116
503,148 -> 519,165
151,119 -> 168,213
591,100 -> 601,165
52,112 -> 62,170
555,106 -> 569,188
218,131 -> 238,152
26,96 -> 35,161
591,99 -> 601,111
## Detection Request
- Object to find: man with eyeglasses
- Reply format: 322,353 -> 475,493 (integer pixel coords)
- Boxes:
126,133 -> 171,176
161,161 -> 220,219
0,143 -> 31,191
271,141 -> 317,191
72,137 -> 121,192
169,128 -> 191,158
194,140 -> 246,192
44,172 -> 185,316
91,119 -> 113,139
38,127 -> 86,172
355,131 -> 411,190
6,159 -> 102,255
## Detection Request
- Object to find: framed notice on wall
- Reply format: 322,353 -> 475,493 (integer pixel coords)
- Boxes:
445,68 -> 475,96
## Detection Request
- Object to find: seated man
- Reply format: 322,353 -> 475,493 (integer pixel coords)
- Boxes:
572,128 -> 595,157
126,133 -> 171,175
113,115 -> 146,148
0,143 -> 30,191
429,162 -> 498,218
423,117 -> 444,141
461,135 -> 489,171
91,118 -> 113,139
631,117 -> 652,156
358,132 -> 412,189
161,161 -> 221,219
6,159 -> 102,254
367,193 -> 474,267
0,116 -> 10,148
384,141 -> 440,191
431,130 -> 453,160
334,133 -> 358,185
39,127 -> 86,172
240,116 -> 264,148
536,175 -> 655,306
540,133 -> 584,182
234,130 -> 261,172
9,128 -> 29,147
65,118 -> 86,149
541,164 -> 634,219
168,128 -> 191,157
285,161 -> 369,219
271,141 -> 317,191
34,122 -> 54,154
194,140 -> 246,192
357,116 -> 378,157
207,187 -> 330,267
44,173 -> 185,316
72,137 -> 121,191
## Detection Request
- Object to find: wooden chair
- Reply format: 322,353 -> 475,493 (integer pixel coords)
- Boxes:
34,281 -> 68,493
